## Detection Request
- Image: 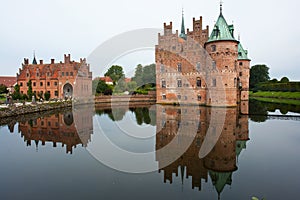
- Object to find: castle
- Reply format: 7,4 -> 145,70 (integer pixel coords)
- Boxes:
155,5 -> 250,107
17,54 -> 92,100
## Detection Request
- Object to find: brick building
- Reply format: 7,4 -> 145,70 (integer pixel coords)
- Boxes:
17,54 -> 92,100
156,5 -> 250,107
155,105 -> 249,197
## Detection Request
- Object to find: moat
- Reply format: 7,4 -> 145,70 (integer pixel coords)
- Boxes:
0,100 -> 299,200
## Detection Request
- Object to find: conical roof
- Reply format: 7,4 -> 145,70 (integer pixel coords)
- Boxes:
238,43 -> 250,60
207,7 -> 236,43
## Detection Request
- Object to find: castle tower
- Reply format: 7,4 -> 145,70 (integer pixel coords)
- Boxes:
204,3 -> 240,106
237,42 -> 251,101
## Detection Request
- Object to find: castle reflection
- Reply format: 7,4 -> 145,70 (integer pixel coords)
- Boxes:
18,106 -> 94,154
155,104 -> 249,198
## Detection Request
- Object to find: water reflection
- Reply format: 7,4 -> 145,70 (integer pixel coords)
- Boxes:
156,105 -> 249,198
17,106 -> 93,154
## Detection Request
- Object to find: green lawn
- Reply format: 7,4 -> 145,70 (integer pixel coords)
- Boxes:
249,91 -> 300,99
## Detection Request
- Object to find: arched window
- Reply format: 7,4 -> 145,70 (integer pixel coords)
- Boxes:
177,79 -> 182,87
161,79 -> 166,88
196,78 -> 201,87
177,63 -> 182,72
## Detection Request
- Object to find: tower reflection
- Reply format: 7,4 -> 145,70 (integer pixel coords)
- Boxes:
156,104 -> 249,198
18,106 -> 93,154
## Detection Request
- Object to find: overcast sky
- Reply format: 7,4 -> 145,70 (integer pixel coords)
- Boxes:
1,0 -> 299,80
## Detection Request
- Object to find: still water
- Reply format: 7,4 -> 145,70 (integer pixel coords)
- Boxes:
0,100 -> 299,200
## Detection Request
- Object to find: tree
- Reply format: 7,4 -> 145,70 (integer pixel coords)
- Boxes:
280,77 -> 289,83
132,64 -> 143,86
27,80 -> 34,98
12,84 -> 21,100
127,81 -> 137,93
114,76 -> 126,93
0,84 -> 8,94
44,91 -> 51,101
250,64 -> 270,89
142,64 -> 156,86
96,80 -> 112,95
104,65 -> 125,85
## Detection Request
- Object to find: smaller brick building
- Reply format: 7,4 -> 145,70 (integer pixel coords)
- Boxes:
17,54 -> 92,100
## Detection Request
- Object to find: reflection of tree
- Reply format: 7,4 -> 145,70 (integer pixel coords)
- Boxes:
249,99 -> 300,122
249,99 -> 268,122
131,107 -> 152,125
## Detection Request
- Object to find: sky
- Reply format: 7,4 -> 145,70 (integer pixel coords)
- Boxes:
1,0 -> 300,80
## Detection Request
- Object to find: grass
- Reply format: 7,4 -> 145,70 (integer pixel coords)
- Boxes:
250,97 -> 300,106
249,91 -> 300,99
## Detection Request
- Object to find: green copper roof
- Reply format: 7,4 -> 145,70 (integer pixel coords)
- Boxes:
207,12 -> 236,43
209,170 -> 233,196
179,11 -> 187,40
238,43 -> 250,60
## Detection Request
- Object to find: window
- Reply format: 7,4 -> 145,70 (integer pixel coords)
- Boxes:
40,82 -> 43,86
26,73 -> 30,78
33,82 -> 36,87
160,64 -> 165,73
54,82 -> 58,86
177,95 -> 181,100
238,52 -> 242,56
184,96 -> 187,100
239,72 -> 243,76
196,78 -> 201,87
47,72 -> 50,77
41,121 -> 44,126
20,82 -> 23,87
177,63 -> 182,72
36,73 -> 39,77
66,72 -> 69,76
70,72 -> 73,76
161,80 -> 166,88
198,95 -> 202,101
177,79 -> 182,87
212,78 -> 216,87
55,91 -> 58,96
212,61 -> 216,70
62,72 -> 64,76
234,78 -> 237,87
48,121 -> 51,126
196,62 -> 201,72
239,62 -> 243,66
211,45 -> 216,52
162,94 -> 166,100
47,82 -> 50,86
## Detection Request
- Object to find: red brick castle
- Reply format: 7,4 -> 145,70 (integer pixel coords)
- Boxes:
155,4 -> 250,107
17,54 -> 92,100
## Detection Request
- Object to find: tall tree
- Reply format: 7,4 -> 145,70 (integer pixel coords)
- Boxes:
27,80 -> 34,98
104,65 -> 125,85
132,64 -> 143,86
250,64 -> 270,89
142,64 -> 156,86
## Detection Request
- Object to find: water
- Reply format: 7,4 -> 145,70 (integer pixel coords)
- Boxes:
0,101 -> 299,200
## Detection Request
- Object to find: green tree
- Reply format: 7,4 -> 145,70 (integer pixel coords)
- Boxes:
12,84 -> 21,100
127,81 -> 137,93
0,84 -> 8,94
27,80 -> 34,98
104,65 -> 125,85
132,64 -> 143,86
250,64 -> 270,89
142,64 -> 156,86
44,91 -> 51,101
280,77 -> 289,83
114,76 -> 126,93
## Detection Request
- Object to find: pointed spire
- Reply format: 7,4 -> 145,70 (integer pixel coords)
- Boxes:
179,8 -> 187,40
32,50 -> 37,65
220,0 -> 223,15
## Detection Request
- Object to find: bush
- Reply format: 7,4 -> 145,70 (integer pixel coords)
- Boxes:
44,92 -> 51,101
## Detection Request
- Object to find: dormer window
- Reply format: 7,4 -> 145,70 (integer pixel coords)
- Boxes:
177,63 -> 182,72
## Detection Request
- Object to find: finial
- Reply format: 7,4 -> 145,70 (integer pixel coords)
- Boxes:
238,33 -> 241,41
220,0 -> 223,14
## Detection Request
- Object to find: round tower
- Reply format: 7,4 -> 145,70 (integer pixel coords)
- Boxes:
204,4 -> 239,107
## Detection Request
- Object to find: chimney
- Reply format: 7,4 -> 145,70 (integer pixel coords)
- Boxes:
51,59 -> 55,64
24,58 -> 29,65
64,54 -> 71,63
40,60 -> 43,64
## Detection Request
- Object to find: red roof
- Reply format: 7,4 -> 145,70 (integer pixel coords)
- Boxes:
99,76 -> 113,83
0,76 -> 17,87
